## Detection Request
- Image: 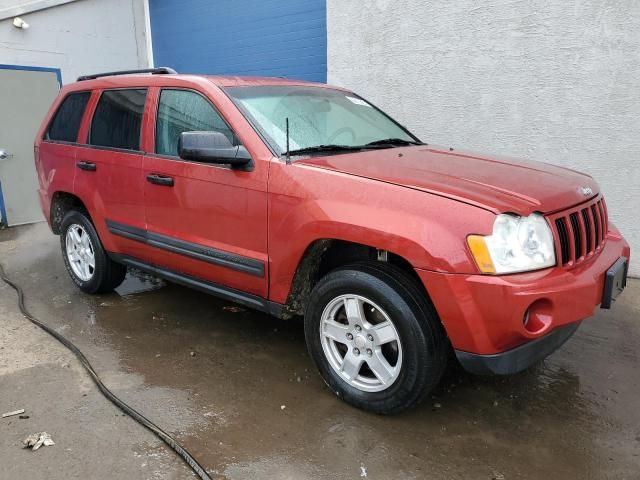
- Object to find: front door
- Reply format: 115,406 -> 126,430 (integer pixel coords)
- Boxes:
0,65 -> 60,226
143,87 -> 269,298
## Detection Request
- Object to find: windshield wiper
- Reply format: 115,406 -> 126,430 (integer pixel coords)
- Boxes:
286,144 -> 366,156
362,138 -> 424,147
286,139 -> 424,156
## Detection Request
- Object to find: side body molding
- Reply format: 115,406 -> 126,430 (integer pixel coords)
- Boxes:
105,219 -> 265,277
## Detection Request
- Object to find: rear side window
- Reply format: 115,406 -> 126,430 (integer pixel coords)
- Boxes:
46,92 -> 91,142
156,89 -> 235,157
90,89 -> 147,150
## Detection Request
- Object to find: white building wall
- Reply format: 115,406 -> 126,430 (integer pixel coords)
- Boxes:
328,0 -> 640,275
0,0 -> 150,84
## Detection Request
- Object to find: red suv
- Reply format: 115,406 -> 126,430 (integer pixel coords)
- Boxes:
35,68 -> 630,414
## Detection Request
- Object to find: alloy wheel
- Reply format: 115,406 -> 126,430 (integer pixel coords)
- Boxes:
319,294 -> 403,392
65,223 -> 95,282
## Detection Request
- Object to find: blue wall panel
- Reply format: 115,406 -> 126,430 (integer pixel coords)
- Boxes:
149,0 -> 327,82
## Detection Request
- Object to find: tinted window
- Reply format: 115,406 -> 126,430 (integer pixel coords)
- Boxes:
46,92 -> 91,142
156,89 -> 235,157
90,89 -> 147,150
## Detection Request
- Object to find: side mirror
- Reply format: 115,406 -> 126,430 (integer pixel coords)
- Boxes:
178,131 -> 252,170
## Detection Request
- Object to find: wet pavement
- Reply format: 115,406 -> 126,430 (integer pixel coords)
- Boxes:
1,223 -> 639,479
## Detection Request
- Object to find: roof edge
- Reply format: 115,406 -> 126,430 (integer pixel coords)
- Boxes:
0,0 -> 83,21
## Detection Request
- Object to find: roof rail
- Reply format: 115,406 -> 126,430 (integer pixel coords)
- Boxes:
77,67 -> 177,82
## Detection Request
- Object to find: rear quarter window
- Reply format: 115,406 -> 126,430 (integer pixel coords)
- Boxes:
90,89 -> 147,150
46,92 -> 91,142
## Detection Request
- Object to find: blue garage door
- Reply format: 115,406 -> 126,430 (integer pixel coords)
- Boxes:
149,0 -> 327,82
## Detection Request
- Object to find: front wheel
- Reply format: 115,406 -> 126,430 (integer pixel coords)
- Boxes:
304,262 -> 448,414
60,210 -> 126,294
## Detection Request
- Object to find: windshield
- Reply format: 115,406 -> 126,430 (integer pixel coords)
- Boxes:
224,86 -> 420,156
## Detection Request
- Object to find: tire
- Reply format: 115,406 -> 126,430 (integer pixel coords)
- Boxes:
60,210 -> 126,294
304,261 -> 448,414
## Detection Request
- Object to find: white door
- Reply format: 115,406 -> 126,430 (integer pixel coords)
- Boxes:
0,66 -> 60,226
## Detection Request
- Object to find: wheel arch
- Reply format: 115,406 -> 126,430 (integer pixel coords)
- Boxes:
50,191 -> 90,234
279,238 -> 431,318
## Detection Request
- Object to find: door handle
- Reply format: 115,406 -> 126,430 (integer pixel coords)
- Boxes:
146,174 -> 174,187
76,160 -> 96,171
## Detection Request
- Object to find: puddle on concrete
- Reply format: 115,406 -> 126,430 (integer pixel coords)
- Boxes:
115,269 -> 166,296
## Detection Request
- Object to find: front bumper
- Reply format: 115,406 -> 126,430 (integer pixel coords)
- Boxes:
416,227 -> 630,372
455,322 -> 581,375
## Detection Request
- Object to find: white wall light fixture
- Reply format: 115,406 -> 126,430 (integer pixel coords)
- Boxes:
13,17 -> 29,29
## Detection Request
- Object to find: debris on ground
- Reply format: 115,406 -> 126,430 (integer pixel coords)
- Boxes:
360,462 -> 367,477
22,432 -> 55,451
2,409 -> 25,418
280,405 -> 286,410
19,415 -> 29,420
190,351 -> 197,357
223,306 -> 246,313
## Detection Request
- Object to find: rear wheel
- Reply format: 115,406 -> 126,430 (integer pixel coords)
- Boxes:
60,210 -> 126,293
304,262 -> 448,414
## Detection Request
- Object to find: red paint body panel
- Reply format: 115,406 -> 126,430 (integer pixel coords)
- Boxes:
34,73 -> 631,361
142,153 -> 269,296
267,160 -> 495,304
298,146 -> 599,216
35,142 -> 76,223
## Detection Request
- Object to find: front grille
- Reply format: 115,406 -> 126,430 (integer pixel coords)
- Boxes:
569,213 -> 582,259
555,218 -> 570,264
550,197 -> 608,267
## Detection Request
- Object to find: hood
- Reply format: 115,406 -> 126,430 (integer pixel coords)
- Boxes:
297,145 -> 599,215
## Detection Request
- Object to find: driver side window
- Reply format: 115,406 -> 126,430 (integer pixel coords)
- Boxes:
155,89 -> 235,157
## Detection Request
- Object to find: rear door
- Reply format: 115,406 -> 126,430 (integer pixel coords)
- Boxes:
143,87 -> 269,297
75,88 -> 151,259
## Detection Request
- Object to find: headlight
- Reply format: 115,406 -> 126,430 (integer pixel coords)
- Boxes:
467,213 -> 556,274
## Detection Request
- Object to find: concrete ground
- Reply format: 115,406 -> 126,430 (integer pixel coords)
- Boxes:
1,223 -> 639,480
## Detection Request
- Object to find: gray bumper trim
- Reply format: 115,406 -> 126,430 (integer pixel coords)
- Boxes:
455,322 -> 581,375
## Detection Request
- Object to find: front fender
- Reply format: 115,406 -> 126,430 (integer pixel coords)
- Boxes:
267,161 -> 495,304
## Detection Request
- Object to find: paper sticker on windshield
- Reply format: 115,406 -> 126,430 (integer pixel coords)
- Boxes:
345,96 -> 371,107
